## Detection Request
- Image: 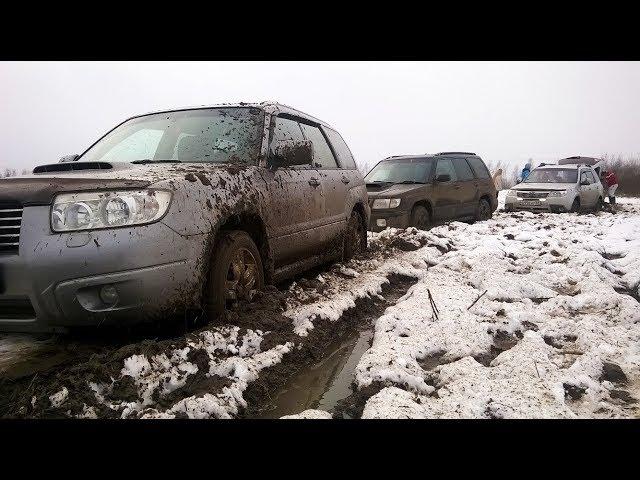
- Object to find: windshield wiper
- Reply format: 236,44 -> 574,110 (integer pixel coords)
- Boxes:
366,180 -> 394,186
395,180 -> 426,184
131,159 -> 181,164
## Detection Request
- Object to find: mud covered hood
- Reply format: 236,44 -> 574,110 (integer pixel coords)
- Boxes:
366,183 -> 427,198
511,182 -> 573,191
0,162 -> 243,205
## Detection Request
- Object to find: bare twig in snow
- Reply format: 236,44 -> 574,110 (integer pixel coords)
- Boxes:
427,289 -> 439,320
468,290 -> 488,310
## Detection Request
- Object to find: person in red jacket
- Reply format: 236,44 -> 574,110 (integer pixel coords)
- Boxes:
601,169 -> 619,204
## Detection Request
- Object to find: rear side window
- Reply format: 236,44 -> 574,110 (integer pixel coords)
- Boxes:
467,157 -> 490,179
299,123 -> 338,169
435,158 -> 458,182
324,128 -> 357,170
452,158 -> 475,181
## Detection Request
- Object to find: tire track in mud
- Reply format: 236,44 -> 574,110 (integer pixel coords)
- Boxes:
242,273 -> 418,419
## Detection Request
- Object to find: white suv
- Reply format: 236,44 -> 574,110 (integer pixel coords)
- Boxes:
505,163 -> 604,213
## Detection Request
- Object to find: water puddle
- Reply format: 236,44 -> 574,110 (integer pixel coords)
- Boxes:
254,327 -> 373,418
252,274 -> 417,419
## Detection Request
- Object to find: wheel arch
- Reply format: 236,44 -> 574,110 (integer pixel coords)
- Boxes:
411,199 -> 433,217
211,211 -> 273,284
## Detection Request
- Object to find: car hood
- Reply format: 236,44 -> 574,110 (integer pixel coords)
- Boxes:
0,162 -> 252,205
511,182 -> 574,191
366,183 -> 427,198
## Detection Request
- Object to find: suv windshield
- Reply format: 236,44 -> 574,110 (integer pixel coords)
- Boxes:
524,168 -> 578,184
79,107 -> 265,165
365,158 -> 433,184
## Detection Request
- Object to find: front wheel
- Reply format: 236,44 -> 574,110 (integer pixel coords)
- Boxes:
205,230 -> 264,320
570,198 -> 580,213
476,198 -> 492,221
410,205 -> 431,230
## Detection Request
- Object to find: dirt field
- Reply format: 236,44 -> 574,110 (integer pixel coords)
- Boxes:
1,197 -> 639,419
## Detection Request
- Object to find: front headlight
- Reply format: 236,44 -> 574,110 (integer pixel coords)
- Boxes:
51,189 -> 172,232
372,198 -> 401,209
547,190 -> 566,198
507,190 -> 518,196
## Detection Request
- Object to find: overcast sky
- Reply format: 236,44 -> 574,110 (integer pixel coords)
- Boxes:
1,61 -> 639,173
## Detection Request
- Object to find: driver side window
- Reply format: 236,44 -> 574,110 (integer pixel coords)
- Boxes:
269,116 -> 307,163
580,171 -> 592,184
435,158 -> 458,182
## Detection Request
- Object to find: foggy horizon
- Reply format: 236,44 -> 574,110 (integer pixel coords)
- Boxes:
1,61 -> 639,174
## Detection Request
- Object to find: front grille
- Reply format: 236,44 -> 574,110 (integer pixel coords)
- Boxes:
0,298 -> 36,319
0,203 -> 22,254
517,191 -> 549,199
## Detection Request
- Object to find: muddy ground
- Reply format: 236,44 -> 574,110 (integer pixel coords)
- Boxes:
0,231 -> 427,419
2,201 -> 638,419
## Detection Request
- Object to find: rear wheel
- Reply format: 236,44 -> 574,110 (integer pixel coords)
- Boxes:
570,198 -> 580,213
205,230 -> 264,320
476,198 -> 492,221
410,205 -> 431,230
344,210 -> 366,261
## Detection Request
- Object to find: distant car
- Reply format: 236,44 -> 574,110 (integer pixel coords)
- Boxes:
0,102 -> 370,332
365,152 -> 498,232
505,162 -> 604,213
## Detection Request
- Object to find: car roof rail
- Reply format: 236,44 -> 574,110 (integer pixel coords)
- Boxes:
434,151 -> 476,156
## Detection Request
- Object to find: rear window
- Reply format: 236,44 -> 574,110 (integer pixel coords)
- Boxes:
467,157 -> 490,179
324,127 -> 357,170
452,158 -> 475,181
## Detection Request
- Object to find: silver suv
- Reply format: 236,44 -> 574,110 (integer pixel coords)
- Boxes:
505,162 -> 604,213
0,102 -> 369,333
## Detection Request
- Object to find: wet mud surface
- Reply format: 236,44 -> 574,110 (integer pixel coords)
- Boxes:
245,274 -> 417,418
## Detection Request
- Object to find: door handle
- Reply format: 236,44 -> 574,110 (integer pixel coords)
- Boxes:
341,176 -> 350,184
308,178 -> 320,187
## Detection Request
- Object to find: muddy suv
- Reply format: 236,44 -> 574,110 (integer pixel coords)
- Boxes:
0,102 -> 369,332
365,152 -> 497,231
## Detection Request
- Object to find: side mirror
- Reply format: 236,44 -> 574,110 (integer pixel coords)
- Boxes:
269,140 -> 313,169
435,174 -> 451,183
59,154 -> 79,163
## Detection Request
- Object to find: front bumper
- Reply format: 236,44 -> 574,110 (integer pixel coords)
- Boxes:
368,209 -> 411,232
504,195 -> 572,213
0,205 -> 208,332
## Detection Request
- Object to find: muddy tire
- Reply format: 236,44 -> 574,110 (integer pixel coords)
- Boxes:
205,230 -> 264,321
476,198 -> 492,221
570,198 -> 580,213
344,210 -> 366,261
410,205 -> 431,230
595,197 -> 604,212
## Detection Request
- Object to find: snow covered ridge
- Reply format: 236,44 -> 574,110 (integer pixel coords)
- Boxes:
358,201 -> 640,418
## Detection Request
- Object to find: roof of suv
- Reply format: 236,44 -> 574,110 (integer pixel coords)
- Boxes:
533,164 -> 593,170
134,101 -> 334,129
383,152 -> 481,161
